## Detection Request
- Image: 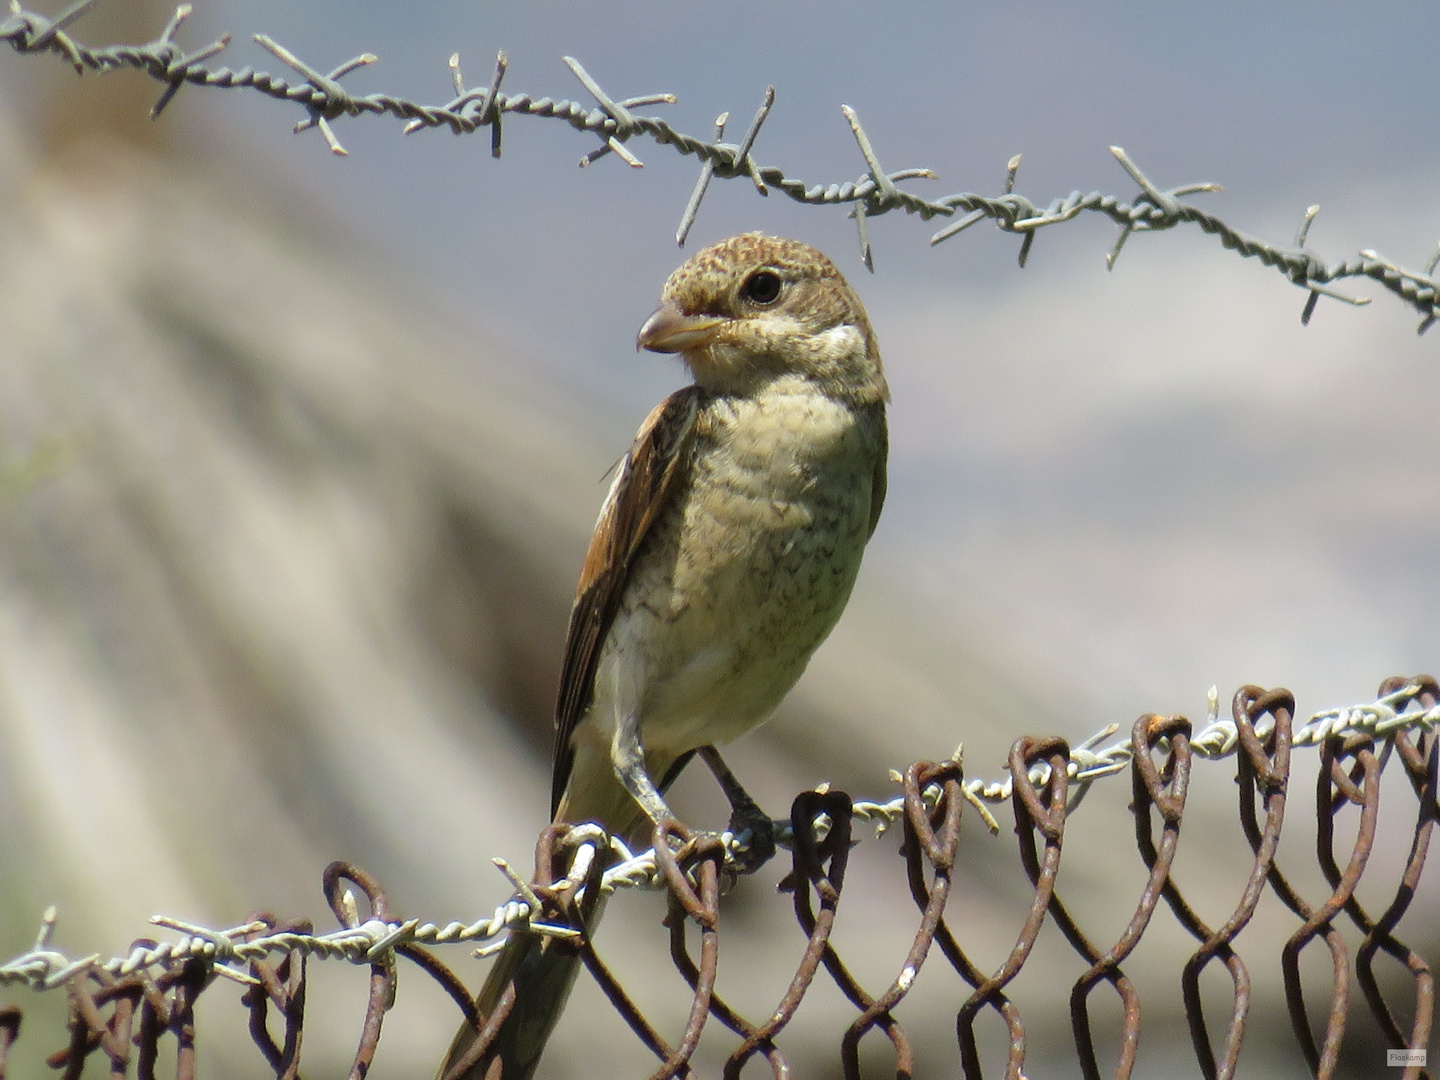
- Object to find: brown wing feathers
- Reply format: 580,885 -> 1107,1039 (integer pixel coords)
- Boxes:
549,387 -> 701,817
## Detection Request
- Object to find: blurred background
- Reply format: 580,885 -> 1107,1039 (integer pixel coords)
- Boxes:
0,1 -> 1436,1076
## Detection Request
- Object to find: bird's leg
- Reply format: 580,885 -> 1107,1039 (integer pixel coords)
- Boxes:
611,713 -> 678,826
698,745 -> 777,873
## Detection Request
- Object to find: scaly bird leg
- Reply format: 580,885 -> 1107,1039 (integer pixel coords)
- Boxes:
612,713 -> 678,826
698,745 -> 777,872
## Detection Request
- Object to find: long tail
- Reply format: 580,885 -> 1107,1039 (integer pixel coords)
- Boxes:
435,917 -> 592,1080
438,743 -> 648,1080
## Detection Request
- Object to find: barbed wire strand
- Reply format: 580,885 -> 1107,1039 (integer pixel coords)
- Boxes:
0,680 -> 1432,1079
5,1 -> 1440,331
0,681 -> 1433,998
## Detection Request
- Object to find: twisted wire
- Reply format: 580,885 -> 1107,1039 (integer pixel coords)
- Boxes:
0,683 -> 1432,998
4,1 -> 1440,328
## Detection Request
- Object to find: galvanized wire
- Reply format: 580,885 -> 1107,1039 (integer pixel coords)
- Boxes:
0,678 -> 1435,1079
5,1 -> 1440,330
0,683 -> 1433,987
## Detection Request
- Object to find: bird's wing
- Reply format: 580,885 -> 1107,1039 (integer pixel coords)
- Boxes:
551,385 -> 702,817
866,403 -> 888,539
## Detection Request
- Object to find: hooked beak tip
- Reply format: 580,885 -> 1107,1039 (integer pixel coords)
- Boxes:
636,302 -> 726,354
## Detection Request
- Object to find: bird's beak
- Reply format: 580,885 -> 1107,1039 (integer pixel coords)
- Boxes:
636,302 -> 726,353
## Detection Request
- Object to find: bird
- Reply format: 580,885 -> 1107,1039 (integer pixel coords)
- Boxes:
439,232 -> 888,1080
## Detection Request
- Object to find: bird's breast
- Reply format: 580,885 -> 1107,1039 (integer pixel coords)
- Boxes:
677,388 -> 874,598
596,385 -> 882,753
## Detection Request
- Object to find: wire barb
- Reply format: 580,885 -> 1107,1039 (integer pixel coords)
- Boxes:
0,680 -> 1434,1080
564,55 -> 654,168
733,85 -> 774,194
676,111 -> 728,247
252,33 -> 376,155
3,1 -> 1438,319
841,105 -> 887,272
1110,145 -> 1180,219
1004,153 -> 1022,194
481,50 -> 507,156
23,0 -> 95,63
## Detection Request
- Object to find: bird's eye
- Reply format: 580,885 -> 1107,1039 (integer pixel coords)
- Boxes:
740,269 -> 783,305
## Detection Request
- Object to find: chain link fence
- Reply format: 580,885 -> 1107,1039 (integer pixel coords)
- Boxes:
0,677 -> 1434,1079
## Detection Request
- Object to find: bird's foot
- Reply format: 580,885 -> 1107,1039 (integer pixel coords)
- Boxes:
723,805 -> 777,875
646,815 -> 773,880
696,745 -> 777,874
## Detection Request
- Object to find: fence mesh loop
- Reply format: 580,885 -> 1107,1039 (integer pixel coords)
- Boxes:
0,681 -> 1436,1077
241,914 -> 310,1080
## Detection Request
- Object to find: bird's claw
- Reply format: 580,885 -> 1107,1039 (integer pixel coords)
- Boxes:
724,807 -> 777,875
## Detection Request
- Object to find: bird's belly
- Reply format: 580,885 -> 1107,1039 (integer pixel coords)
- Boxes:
590,396 -> 876,758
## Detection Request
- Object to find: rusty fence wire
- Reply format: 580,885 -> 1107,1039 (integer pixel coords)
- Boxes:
6,1 -> 1440,330
0,675 -> 1435,1080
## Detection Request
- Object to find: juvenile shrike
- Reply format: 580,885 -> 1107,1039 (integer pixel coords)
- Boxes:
441,233 -> 888,1080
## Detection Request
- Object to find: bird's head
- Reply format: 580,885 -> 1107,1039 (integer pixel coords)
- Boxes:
637,234 -> 889,405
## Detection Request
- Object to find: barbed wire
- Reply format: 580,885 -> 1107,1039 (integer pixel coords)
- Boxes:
0,679 -> 1435,1079
6,1 -> 1440,332
1,680 -> 1433,1000
1,677 -> 1435,1080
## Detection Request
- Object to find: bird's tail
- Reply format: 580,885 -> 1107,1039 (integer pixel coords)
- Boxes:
438,745 -> 662,1078
436,916 -> 593,1080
